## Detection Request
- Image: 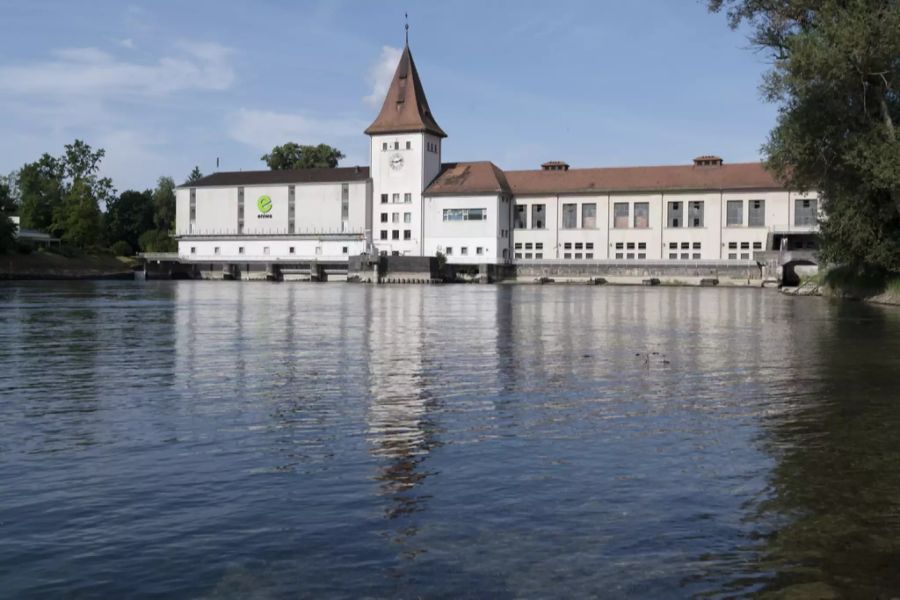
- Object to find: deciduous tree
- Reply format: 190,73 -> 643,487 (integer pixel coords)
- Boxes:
261,142 -> 345,170
709,0 -> 900,273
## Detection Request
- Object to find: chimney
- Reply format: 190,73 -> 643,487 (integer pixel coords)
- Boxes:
541,161 -> 570,171
693,155 -> 723,167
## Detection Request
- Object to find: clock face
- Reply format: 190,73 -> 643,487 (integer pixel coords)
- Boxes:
389,153 -> 404,171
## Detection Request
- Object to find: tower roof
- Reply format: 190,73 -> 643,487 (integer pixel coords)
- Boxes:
365,44 -> 446,138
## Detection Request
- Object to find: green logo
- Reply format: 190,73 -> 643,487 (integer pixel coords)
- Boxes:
257,195 -> 273,213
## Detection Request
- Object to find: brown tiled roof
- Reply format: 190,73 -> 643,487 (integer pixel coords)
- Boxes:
504,162 -> 782,195
364,45 -> 446,138
178,166 -> 370,188
424,162 -> 511,196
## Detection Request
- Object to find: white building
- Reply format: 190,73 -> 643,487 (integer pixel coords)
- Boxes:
175,42 -> 818,274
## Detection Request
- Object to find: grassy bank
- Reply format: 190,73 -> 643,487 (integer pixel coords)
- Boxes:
818,266 -> 900,306
0,250 -> 136,280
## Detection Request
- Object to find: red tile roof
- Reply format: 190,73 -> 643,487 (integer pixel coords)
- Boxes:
425,162 -> 511,196
365,45 -> 446,138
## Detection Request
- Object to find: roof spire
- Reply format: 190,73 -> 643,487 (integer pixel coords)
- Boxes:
404,12 -> 409,46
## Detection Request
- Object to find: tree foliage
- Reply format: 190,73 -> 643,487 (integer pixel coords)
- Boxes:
261,142 -> 345,170
710,0 -> 900,272
0,180 -> 17,253
105,189 -> 154,251
152,176 -> 176,232
187,166 -> 203,182
18,154 -> 64,232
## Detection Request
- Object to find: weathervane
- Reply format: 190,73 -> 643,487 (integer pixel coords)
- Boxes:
405,12 -> 409,45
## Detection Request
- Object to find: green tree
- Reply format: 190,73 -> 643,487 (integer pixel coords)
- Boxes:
261,142 -> 345,170
17,154 -> 64,231
0,180 -> 17,253
152,176 -> 176,233
49,140 -> 114,248
105,189 -> 154,250
709,0 -> 900,273
187,166 -> 203,182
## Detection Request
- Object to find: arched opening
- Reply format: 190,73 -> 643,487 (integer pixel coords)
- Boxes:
781,260 -> 816,287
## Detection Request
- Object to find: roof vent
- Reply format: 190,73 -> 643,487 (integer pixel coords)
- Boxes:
541,161 -> 570,171
693,155 -> 723,167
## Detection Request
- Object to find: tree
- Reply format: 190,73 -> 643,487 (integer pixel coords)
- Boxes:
709,0 -> 900,273
0,180 -> 17,253
49,140 -> 114,248
105,189 -> 154,250
187,166 -> 203,182
152,176 -> 176,233
261,142 -> 345,170
18,154 -> 64,231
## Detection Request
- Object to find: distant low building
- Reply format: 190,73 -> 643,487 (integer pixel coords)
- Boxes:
11,216 -> 59,247
175,42 -> 818,271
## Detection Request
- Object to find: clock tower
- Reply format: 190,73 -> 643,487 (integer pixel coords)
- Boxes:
365,42 -> 446,257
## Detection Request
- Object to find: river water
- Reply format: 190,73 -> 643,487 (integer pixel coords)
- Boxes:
2,282 -> 900,598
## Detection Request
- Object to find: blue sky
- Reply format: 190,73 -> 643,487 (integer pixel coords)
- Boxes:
0,0 -> 776,191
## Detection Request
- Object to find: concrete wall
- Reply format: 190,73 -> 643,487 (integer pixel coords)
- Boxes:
422,193 -> 505,264
514,260 -> 762,284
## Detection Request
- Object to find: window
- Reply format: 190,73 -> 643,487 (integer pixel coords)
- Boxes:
626,242 -> 635,250
749,200 -> 765,227
526,243 -> 534,250
525,253 -> 533,259
562,203 -> 577,229
681,253 -> 689,260
404,212 -> 411,223
637,253 -> 645,259
404,193 -> 412,203
692,242 -> 701,250
238,247 -> 245,254
515,243 -> 522,249
615,242 -> 624,250
392,213 -> 399,223
380,231 -> 388,240
585,243 -> 593,250
343,246 -> 349,254
615,253 -> 623,259
614,203 -> 629,228
726,200 -> 743,226
669,253 -> 677,259
190,246 -> 196,254
394,141 -> 399,150
535,253 -> 543,259
381,213 -> 388,223
637,242 -> 646,250
585,253 -> 593,259
289,185 -> 296,234
289,247 -> 295,254
564,242 -> 572,250
381,194 -> 388,204
403,230 -> 411,240
689,201 -> 704,227
729,242 -> 737,249
443,208 -> 486,221
681,242 -> 690,249
263,247 -> 270,255
669,242 -> 678,249
667,201 -> 683,228
740,242 -> 750,250
461,247 -> 468,255
476,247 -> 484,255
391,251 -> 399,256
392,230 -> 400,240
214,247 -> 220,255
446,247 -> 453,255
753,242 -> 762,250
728,253 -> 737,259
237,187 -> 244,234
582,203 -> 597,229
383,142 -> 388,150
741,253 -> 750,259
341,183 -> 349,222
626,253 -> 634,259
189,189 -> 196,222
531,204 -> 545,229
692,253 -> 701,259
564,253 -> 572,259
634,202 -> 649,229
514,205 -> 527,228
575,253 -> 583,259
575,242 -> 583,250
406,141 -> 411,150
795,198 -> 817,226
515,253 -> 522,259
536,243 -> 543,249
392,193 -> 400,203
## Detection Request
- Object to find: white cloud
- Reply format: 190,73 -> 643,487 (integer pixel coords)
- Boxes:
363,45 -> 402,106
0,41 -> 235,98
228,108 -> 368,153
118,38 -> 136,49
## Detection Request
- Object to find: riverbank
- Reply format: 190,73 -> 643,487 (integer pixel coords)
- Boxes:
0,252 -> 136,280
781,266 -> 900,306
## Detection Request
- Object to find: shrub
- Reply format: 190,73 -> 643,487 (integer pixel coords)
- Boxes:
110,240 -> 134,257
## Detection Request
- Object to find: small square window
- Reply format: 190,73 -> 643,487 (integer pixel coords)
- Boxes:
692,253 -> 701,259
214,247 -> 220,255
380,231 -> 388,240
563,242 -> 571,250
740,242 -> 750,249
392,193 -> 400,203
406,141 -> 411,150
461,247 -> 468,255
238,247 -> 245,254
526,243 -> 534,250
585,243 -> 593,250
692,242 -> 701,250
535,253 -> 543,259
515,252 -> 522,259
626,242 -> 635,250
564,253 -> 572,259
669,253 -> 677,259
575,253 -> 583,259
263,247 -> 270,255
382,142 -> 387,150
728,242 -> 737,249
476,247 -> 483,255
525,252 -> 533,259
741,253 -> 750,259
404,193 -> 412,203
638,242 -> 646,250
342,246 -> 349,254
728,252 -> 737,259
626,253 -> 634,259
615,242 -> 624,250
753,242 -> 762,250
575,243 -> 583,250
394,141 -> 399,150
681,242 -> 689,249
585,253 -> 593,259
190,247 -> 196,254
392,230 -> 400,240
381,213 -> 388,223
681,253 -> 689,259
289,247 -> 295,254
381,194 -> 388,204
446,247 -> 453,255
669,242 -> 678,249
515,242 -> 522,249
536,243 -> 543,250
615,253 -> 623,259
638,253 -> 646,259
